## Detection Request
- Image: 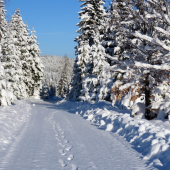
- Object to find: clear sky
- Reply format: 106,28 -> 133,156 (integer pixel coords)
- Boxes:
5,0 -> 81,59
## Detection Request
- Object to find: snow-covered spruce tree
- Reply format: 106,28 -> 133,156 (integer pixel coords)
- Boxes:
131,0 -> 170,119
81,31 -> 113,102
1,24 -> 21,101
110,0 -> 170,119
107,0 -> 143,107
70,0 -> 111,102
58,73 -> 67,98
102,0 -> 136,105
9,8 -> 30,98
58,56 -> 69,98
0,0 -> 16,105
103,1 -> 116,57
41,80 -> 49,100
28,26 -> 44,99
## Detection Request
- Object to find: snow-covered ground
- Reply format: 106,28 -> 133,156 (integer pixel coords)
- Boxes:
70,101 -> 170,170
1,99 -> 170,169
0,100 -> 31,160
0,99 -> 157,170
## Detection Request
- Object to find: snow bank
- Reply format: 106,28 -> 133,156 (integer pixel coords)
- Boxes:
71,101 -> 170,169
0,100 -> 31,154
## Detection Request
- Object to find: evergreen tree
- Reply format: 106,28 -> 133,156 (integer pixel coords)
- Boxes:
42,80 -> 49,100
109,0 -> 170,119
80,32 -> 112,102
28,26 -> 44,98
0,0 -> 15,105
70,0 -> 107,101
10,8 -> 29,98
1,24 -> 21,101
58,56 -> 69,98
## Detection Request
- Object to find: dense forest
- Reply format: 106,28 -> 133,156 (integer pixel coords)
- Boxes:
0,1 -> 44,106
69,0 -> 170,120
1,0 -> 170,121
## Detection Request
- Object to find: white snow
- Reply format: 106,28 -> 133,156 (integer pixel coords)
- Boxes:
0,99 -> 154,170
72,100 -> 170,169
2,99 -> 170,169
0,100 -> 31,156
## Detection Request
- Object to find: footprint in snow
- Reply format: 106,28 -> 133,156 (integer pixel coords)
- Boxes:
58,142 -> 65,147
67,154 -> 74,161
71,164 -> 78,170
55,137 -> 61,142
60,131 -> 64,135
59,149 -> 66,156
56,125 -> 60,128
59,159 -> 67,167
61,135 -> 65,139
65,145 -> 72,151
87,162 -> 97,170
57,126 -> 61,130
64,140 -> 69,143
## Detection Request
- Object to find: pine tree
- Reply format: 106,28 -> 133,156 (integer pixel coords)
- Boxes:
70,0 -> 108,101
1,24 -> 21,101
81,32 -> 112,102
0,0 -> 15,105
58,56 -> 69,98
10,8 -> 29,98
28,26 -> 44,99
42,80 -> 49,100
109,0 -> 170,119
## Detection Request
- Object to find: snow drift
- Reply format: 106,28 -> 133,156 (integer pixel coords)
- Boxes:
65,100 -> 170,170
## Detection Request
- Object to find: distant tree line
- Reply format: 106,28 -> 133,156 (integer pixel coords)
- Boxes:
41,55 -> 74,99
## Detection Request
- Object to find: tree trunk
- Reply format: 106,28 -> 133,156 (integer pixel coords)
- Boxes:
145,73 -> 151,119
145,73 -> 156,120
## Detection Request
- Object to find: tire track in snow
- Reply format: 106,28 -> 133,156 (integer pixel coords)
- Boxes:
0,112 -> 31,170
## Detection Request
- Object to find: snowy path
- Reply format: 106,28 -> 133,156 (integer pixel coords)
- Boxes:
0,100 -> 152,170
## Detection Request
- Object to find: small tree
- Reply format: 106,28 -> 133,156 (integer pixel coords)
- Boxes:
42,80 -> 49,100
58,56 -> 69,98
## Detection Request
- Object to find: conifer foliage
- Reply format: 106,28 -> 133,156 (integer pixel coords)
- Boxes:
57,56 -> 69,98
70,0 -> 113,102
70,0 -> 170,120
28,27 -> 44,98
0,0 -> 16,106
0,2 -> 44,106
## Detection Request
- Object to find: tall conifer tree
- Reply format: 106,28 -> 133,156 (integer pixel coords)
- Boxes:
70,0 -> 108,101
10,8 -> 29,98
28,27 -> 44,98
0,0 -> 15,105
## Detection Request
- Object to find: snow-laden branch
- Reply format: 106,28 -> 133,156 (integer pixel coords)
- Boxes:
106,54 -> 118,62
135,61 -> 170,71
154,26 -> 170,37
119,82 -> 135,91
133,31 -> 170,52
163,14 -> 170,25
104,65 -> 126,73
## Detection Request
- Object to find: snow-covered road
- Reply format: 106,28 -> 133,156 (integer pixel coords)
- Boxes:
0,100 -> 152,170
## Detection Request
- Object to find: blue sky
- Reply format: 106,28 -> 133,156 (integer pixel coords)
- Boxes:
5,0 -> 81,59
